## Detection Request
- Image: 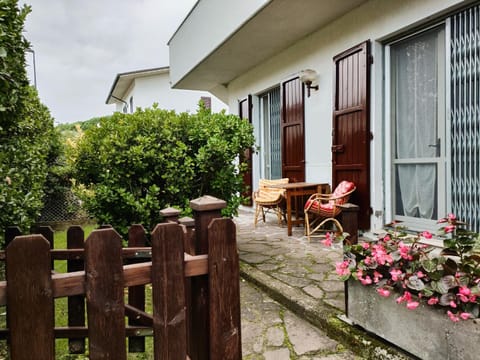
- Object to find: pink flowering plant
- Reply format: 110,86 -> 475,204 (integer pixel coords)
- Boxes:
334,214 -> 480,322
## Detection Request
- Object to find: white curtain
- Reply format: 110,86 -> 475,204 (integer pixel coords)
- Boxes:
394,30 -> 439,219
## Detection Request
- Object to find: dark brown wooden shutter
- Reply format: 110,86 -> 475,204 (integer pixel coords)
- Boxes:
333,40 -> 371,229
239,95 -> 253,205
281,77 -> 305,182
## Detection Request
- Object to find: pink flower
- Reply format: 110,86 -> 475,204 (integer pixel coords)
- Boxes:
416,271 -> 425,278
448,213 -> 456,221
469,295 -> 477,303
427,297 -> 439,305
396,291 -> 412,304
444,225 -> 456,233
359,275 -> 372,286
377,288 -> 391,297
361,242 -> 370,250
406,301 -> 420,310
449,301 -> 457,308
335,261 -> 351,277
398,241 -> 413,260
389,269 -> 403,281
460,312 -> 472,320
447,311 -> 460,322
421,231 -> 432,239
320,237 -> 332,247
458,286 -> 471,296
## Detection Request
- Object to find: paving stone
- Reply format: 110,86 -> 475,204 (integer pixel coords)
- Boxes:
266,326 -> 284,346
264,348 -> 291,360
284,312 -> 339,355
302,284 -> 324,299
241,253 -> 271,264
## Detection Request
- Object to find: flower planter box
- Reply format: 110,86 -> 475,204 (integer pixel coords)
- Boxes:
347,280 -> 480,360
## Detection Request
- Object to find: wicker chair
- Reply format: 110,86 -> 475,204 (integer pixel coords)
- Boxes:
304,180 -> 356,240
253,178 -> 289,227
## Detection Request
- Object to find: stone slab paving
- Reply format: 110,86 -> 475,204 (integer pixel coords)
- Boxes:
235,206 -> 414,360
240,280 -> 359,359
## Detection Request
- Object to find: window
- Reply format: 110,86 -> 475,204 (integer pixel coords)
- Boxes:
259,87 -> 281,179
129,96 -> 134,114
386,4 -> 480,232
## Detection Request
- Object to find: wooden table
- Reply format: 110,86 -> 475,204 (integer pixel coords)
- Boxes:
270,182 -> 330,236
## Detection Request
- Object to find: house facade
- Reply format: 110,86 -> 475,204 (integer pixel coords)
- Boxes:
169,0 -> 480,233
105,66 -> 226,114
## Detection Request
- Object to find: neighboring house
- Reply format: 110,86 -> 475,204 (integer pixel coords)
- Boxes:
105,66 -> 226,114
169,0 -> 480,233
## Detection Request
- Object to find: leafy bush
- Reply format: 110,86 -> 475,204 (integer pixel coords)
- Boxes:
71,103 -> 254,236
0,1 -> 57,244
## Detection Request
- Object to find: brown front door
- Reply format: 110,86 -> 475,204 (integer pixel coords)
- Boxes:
239,95 -> 253,205
333,41 -> 371,229
281,77 -> 305,182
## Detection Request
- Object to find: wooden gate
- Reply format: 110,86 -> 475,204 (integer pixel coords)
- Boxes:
0,197 -> 241,360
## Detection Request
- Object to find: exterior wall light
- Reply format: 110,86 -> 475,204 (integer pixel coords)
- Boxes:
299,69 -> 319,97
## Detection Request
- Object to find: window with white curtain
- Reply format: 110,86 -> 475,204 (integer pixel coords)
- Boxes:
388,25 -> 446,229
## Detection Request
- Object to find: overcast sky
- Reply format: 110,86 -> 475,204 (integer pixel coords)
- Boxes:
22,0 -> 197,124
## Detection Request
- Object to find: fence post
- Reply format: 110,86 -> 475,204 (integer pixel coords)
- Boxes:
128,224 -> 148,353
208,218 -> 242,359
6,235 -> 54,359
67,226 -> 86,354
160,207 -> 181,223
339,203 -> 359,245
85,228 -> 126,360
189,195 -> 226,360
151,223 -> 187,360
179,216 -> 195,256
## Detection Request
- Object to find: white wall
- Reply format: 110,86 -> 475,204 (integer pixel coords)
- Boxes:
116,72 -> 227,114
168,0 -> 269,88
226,0 -> 465,230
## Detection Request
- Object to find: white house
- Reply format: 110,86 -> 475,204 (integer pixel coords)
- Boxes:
169,0 -> 480,234
105,66 -> 226,114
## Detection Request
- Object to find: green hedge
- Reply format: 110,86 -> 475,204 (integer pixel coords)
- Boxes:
72,103 -> 254,236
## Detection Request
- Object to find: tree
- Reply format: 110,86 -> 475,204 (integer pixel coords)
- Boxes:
72,103 -> 254,236
0,1 -> 56,244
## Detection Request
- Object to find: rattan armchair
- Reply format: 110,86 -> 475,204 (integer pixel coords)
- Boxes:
253,178 -> 289,227
304,180 -> 356,240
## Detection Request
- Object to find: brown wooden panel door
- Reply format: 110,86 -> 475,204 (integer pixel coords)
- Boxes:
333,41 -> 371,229
281,77 -> 305,182
239,95 -> 253,205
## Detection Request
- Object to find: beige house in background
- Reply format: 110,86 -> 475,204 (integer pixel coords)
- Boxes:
105,66 -> 226,114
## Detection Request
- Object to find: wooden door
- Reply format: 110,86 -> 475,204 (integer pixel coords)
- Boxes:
281,77 -> 305,182
333,41 -> 371,229
239,96 -> 253,205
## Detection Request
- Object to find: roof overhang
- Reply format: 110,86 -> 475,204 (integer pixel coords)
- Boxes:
170,0 -> 367,91
106,66 -> 169,104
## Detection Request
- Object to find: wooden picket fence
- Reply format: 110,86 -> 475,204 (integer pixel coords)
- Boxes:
0,196 -> 241,360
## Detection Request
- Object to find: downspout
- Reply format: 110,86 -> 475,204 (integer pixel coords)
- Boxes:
110,95 -> 129,113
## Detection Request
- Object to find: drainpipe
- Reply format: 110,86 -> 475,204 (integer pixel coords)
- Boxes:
110,95 -> 128,113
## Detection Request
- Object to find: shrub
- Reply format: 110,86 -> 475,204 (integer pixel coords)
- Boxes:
71,103 -> 254,236
0,1 -> 57,245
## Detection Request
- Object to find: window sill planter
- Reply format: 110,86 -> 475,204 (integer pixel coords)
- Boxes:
347,279 -> 480,360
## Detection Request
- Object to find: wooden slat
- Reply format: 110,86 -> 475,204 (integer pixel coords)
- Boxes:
128,224 -> 147,352
85,228 -> 126,360
67,225 -> 85,354
6,235 -> 55,359
208,219 -> 242,359
0,326 -> 154,339
0,254 -> 208,306
151,223 -> 187,360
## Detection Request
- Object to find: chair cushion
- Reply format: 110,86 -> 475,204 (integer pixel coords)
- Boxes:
332,180 -> 355,197
254,178 -> 289,204
304,180 -> 355,214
